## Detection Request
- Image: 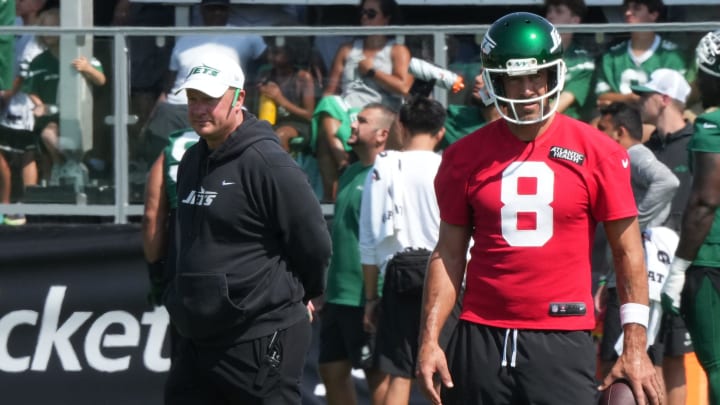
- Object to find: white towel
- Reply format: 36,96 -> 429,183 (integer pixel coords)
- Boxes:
370,151 -> 405,242
614,226 -> 679,355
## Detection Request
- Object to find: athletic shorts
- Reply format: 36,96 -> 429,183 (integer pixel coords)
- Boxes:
681,265 -> 720,403
317,303 -> 373,369
652,312 -> 693,358
0,125 -> 37,152
441,321 -> 597,405
310,95 -> 360,154
164,318 -> 311,405
33,114 -> 59,134
375,285 -> 422,378
375,283 -> 461,378
601,288 -> 664,365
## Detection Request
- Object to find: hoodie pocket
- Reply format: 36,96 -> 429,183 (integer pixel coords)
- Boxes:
167,272 -> 246,340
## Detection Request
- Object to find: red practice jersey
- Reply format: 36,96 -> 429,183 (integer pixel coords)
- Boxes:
435,114 -> 637,330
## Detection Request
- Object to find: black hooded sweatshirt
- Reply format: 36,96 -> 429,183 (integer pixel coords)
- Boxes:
644,121 -> 694,232
166,113 -> 331,344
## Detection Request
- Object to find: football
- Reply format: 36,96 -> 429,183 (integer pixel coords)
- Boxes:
598,379 -> 638,405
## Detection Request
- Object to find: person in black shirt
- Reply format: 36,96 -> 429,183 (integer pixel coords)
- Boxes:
164,53 -> 331,405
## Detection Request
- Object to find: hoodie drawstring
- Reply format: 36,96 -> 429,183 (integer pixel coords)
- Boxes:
501,328 -> 518,368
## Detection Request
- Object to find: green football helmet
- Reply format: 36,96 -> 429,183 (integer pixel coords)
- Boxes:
697,30 -> 720,78
480,12 -> 566,124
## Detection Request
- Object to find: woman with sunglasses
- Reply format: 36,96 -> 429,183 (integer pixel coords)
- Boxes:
311,0 -> 412,202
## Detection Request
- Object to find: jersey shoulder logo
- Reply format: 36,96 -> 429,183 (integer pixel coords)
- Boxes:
609,41 -> 626,53
548,146 -> 585,166
660,39 -> 679,51
621,158 -> 629,168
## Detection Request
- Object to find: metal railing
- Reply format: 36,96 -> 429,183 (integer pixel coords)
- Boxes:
0,22 -> 719,223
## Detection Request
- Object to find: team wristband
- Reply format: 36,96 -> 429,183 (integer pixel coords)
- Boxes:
620,303 -> 649,328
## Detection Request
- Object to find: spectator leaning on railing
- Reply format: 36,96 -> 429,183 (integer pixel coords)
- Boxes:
310,0 -> 412,202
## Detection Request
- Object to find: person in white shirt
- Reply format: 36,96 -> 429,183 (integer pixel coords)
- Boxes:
139,0 -> 267,164
359,96 -> 446,405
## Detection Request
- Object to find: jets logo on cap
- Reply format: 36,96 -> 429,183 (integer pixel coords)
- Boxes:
187,65 -> 220,79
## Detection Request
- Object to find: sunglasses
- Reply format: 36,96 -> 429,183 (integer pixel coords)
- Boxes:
360,8 -> 378,19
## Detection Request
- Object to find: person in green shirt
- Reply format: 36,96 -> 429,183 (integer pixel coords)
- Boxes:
594,0 -> 688,110
24,8 -> 106,184
0,0 -> 15,94
141,128 -> 199,361
0,0 -> 15,224
442,72 -> 500,148
318,102 -> 395,405
142,128 -> 199,306
545,0 -> 596,122
661,30 -> 720,405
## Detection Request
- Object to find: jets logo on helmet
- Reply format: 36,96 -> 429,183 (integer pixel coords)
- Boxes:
481,35 -> 496,57
550,27 -> 562,53
697,30 -> 720,78
480,12 -> 566,125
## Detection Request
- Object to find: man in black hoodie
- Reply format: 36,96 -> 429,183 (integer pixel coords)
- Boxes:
164,53 -> 332,405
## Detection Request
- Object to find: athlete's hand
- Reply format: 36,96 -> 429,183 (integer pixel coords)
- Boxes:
363,299 -> 380,333
416,340 -> 453,405
259,81 -> 282,101
72,56 -> 93,74
306,300 -> 315,322
660,257 -> 691,315
33,103 -> 46,117
599,324 -> 664,405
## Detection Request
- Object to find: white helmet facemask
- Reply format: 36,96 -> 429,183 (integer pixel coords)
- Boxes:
483,58 -> 566,125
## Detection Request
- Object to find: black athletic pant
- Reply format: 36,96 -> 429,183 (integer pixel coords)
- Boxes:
165,318 -> 311,405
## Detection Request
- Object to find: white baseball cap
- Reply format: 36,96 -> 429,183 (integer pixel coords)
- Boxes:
631,68 -> 691,104
176,54 -> 245,98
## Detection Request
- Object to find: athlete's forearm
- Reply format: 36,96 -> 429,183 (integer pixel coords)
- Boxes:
142,154 -> 168,263
419,222 -> 470,344
605,218 -> 649,307
362,264 -> 381,300
419,251 -> 463,344
622,323 -> 649,354
676,199 -> 717,260
676,152 -> 720,260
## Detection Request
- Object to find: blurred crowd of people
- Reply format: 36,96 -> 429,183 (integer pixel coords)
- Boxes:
0,0 -> 715,216
1,0 -> 719,404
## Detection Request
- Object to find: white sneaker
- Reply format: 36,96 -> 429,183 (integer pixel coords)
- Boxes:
3,214 -> 26,226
